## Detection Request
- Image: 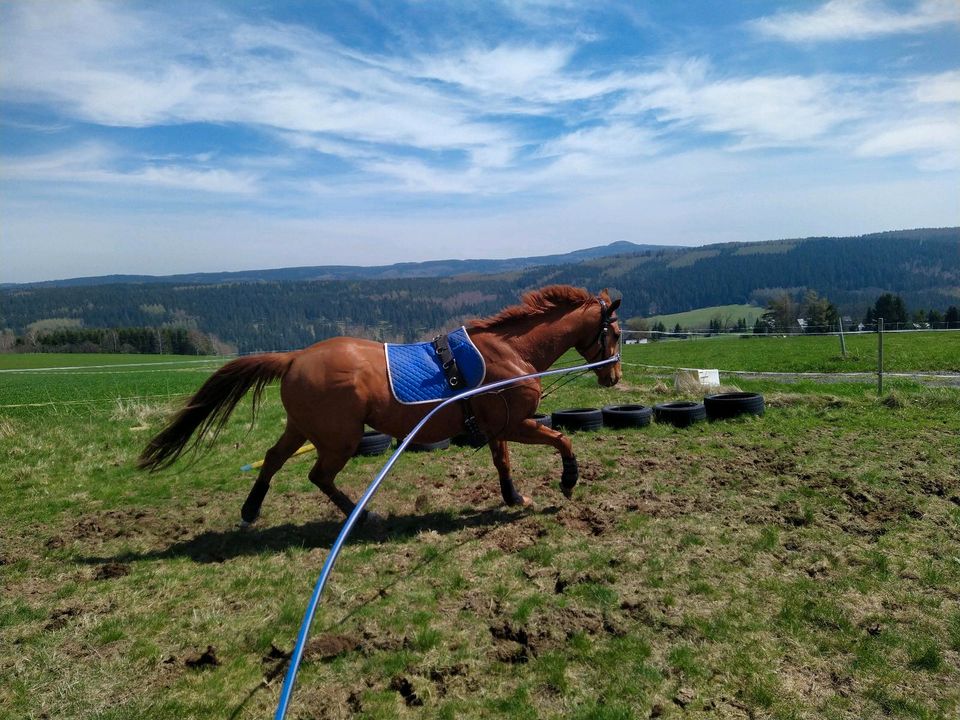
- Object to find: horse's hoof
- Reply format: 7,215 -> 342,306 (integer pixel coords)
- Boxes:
560,485 -> 574,500
520,495 -> 534,508
238,519 -> 255,530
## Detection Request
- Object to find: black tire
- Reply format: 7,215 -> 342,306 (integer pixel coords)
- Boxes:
601,404 -> 652,429
653,401 -> 706,428
704,392 -> 765,420
531,413 -> 553,429
399,437 -> 451,452
355,430 -> 392,456
551,407 -> 604,432
451,433 -> 473,447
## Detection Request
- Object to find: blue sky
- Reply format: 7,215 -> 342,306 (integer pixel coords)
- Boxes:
1,0 -> 958,283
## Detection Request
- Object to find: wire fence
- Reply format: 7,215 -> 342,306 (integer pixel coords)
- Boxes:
3,325 -> 958,412
623,325 -> 960,340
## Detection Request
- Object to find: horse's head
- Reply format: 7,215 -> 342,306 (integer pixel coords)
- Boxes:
576,289 -> 622,387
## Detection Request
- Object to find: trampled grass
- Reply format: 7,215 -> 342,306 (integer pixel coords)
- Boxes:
1,344 -> 959,719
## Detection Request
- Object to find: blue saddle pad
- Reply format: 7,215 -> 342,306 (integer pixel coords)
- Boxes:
385,327 -> 486,404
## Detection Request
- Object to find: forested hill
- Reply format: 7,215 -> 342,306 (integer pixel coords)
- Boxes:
1,228 -> 957,353
4,240 -> 660,288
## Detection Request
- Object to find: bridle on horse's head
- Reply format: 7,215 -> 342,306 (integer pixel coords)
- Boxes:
586,296 -> 620,363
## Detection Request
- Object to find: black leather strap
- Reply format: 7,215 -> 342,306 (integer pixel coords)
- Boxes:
432,333 -> 464,389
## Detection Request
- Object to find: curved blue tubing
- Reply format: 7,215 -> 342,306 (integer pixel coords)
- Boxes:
274,353 -> 620,719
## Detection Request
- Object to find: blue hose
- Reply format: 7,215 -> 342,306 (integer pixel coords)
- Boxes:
274,353 -> 620,719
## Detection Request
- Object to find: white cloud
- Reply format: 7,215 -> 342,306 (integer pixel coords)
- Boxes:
913,70 -> 960,104
857,120 -> 960,169
1,143 -> 258,194
616,59 -> 862,148
751,0 -> 960,42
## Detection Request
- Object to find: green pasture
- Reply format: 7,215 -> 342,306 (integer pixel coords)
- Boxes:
1,342 -> 959,719
627,330 -> 960,375
634,304 -> 764,331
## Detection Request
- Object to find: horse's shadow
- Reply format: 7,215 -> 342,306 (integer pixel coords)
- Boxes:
76,505 -> 548,566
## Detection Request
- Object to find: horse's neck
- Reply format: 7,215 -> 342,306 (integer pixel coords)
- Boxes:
511,308 -> 591,370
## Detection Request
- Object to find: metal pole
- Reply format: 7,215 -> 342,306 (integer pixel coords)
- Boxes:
838,316 -> 847,357
274,352 -> 621,720
877,317 -> 884,395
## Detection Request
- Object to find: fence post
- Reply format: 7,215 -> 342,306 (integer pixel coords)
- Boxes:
877,317 -> 884,396
838,316 -> 847,357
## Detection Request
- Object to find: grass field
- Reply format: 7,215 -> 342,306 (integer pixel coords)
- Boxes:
629,330 -> 960,375
630,305 -> 764,331
1,339 -> 959,719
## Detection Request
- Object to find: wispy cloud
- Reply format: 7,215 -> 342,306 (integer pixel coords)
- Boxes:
750,0 -> 960,42
2,143 -> 258,194
0,0 -> 957,281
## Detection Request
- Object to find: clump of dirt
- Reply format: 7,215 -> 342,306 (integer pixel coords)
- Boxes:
486,520 -> 545,552
389,676 -> 423,706
45,536 -> 66,550
427,664 -> 468,697
74,517 -> 104,539
488,605 -> 626,665
93,562 -> 130,580
261,643 -> 291,663
45,607 -> 81,631
880,392 -> 905,409
185,645 -> 219,669
556,504 -> 613,536
305,633 -> 359,661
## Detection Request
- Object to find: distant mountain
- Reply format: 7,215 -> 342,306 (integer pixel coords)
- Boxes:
3,240 -> 666,289
509,228 -> 960,319
2,229 -> 956,352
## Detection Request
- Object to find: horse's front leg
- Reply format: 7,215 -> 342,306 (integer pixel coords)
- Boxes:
502,419 -> 579,499
488,439 -> 534,507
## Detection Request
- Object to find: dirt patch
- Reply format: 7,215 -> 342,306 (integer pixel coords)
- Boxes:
427,663 -> 469,697
93,562 -> 130,580
305,633 -> 360,661
389,675 -> 424,706
556,504 -> 614,536
44,607 -> 82,631
486,519 -> 545,552
489,605 -> 627,664
185,645 -> 220,669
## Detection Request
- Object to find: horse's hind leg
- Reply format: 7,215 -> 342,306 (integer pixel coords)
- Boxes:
488,439 -> 533,507
240,423 -> 306,525
307,438 -> 369,520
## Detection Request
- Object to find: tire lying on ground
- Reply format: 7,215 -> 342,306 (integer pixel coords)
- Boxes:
703,392 -> 765,420
355,430 -> 392,456
601,404 -> 653,429
400,437 -> 452,452
551,407 -> 604,432
531,412 -> 553,429
653,401 -> 707,428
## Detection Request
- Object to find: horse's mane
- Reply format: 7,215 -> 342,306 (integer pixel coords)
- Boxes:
469,285 -> 594,330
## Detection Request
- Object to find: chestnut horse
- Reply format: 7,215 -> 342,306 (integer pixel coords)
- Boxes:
138,285 -> 622,524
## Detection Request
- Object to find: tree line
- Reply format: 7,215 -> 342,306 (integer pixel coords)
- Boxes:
1,326 -> 225,355
1,228 -> 957,353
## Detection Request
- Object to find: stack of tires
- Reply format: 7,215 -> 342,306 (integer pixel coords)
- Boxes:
652,392 -> 765,428
360,392 -> 766,456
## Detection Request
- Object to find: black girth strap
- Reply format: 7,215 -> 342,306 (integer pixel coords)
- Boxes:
431,332 -> 464,390
432,331 -> 487,447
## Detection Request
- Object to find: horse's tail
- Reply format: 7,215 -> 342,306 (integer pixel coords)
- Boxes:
138,352 -> 295,471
